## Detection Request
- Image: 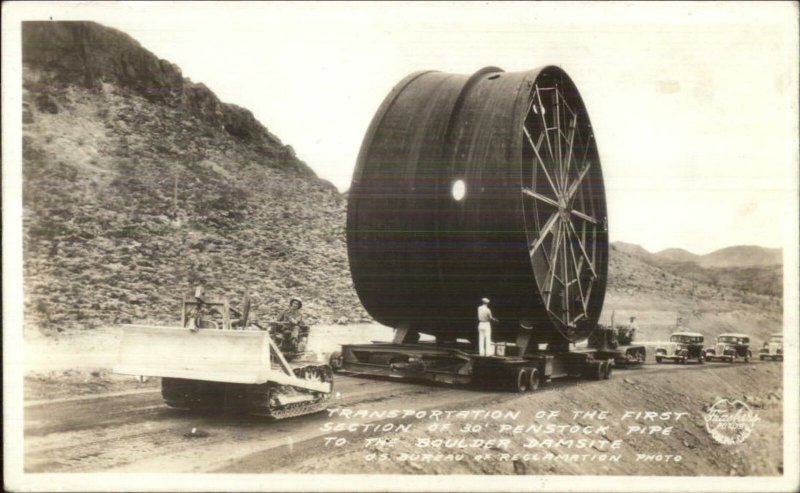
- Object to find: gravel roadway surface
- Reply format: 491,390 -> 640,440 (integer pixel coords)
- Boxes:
24,360 -> 782,474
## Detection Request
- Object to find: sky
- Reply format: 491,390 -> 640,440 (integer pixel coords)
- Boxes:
5,1 -> 799,254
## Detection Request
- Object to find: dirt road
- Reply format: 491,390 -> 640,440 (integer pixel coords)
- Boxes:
24,361 -> 783,475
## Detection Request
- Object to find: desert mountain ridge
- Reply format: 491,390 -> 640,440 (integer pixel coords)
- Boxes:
20,21 -> 781,340
611,242 -> 782,298
613,241 -> 782,268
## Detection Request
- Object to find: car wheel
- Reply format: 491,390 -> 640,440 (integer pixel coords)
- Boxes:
656,356 -> 663,364
759,355 -> 765,361
744,353 -> 750,363
698,355 -> 704,364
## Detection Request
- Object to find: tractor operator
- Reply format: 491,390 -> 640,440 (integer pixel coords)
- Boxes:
477,298 -> 499,356
618,316 -> 637,345
275,297 -> 304,348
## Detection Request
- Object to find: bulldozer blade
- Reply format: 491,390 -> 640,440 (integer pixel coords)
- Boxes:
114,325 -> 276,385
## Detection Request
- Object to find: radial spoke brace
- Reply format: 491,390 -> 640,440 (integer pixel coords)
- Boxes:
522,187 -> 560,209
570,209 -> 599,224
529,212 -> 559,256
545,220 -> 563,311
566,227 -> 588,315
566,162 -> 591,204
523,126 -> 559,196
555,87 -> 577,188
562,220 -> 570,324
534,87 -> 557,177
566,219 -> 598,278
554,83 -> 564,190
564,114 -> 578,181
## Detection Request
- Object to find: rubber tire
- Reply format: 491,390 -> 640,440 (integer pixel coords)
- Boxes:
759,355 -> 765,361
512,368 -> 528,392
656,356 -> 663,364
593,362 -> 605,380
603,361 -> 613,380
698,355 -> 705,364
329,351 -> 344,372
744,352 -> 750,363
527,368 -> 540,391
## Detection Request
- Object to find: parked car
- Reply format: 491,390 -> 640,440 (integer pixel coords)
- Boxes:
705,333 -> 751,363
655,332 -> 705,364
759,333 -> 783,361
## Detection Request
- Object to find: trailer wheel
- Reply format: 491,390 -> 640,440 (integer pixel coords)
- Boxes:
603,361 -> 613,380
527,368 -> 540,391
591,362 -> 604,380
511,368 -> 528,392
329,351 -> 344,372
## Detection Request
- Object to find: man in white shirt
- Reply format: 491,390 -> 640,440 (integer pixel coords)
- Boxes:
477,298 -> 499,356
619,316 -> 637,345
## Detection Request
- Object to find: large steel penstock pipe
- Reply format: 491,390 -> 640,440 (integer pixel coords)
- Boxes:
347,66 -> 608,344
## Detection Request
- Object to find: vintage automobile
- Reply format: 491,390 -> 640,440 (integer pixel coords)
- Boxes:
655,332 -> 705,364
759,333 -> 783,361
704,333 -> 751,363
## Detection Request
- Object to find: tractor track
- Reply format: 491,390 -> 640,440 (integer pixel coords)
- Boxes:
23,361 -> 775,472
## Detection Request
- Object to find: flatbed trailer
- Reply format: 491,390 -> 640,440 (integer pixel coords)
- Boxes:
331,341 -> 613,392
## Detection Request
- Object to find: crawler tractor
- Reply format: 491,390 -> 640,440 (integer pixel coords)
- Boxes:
587,324 -> 646,367
114,294 -> 333,419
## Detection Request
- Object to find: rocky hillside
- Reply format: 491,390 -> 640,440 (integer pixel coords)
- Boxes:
22,21 -> 367,331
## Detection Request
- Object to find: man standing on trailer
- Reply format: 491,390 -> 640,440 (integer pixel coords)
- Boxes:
477,298 -> 499,356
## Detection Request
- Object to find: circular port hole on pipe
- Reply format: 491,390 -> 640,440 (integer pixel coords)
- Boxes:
451,180 -> 466,201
